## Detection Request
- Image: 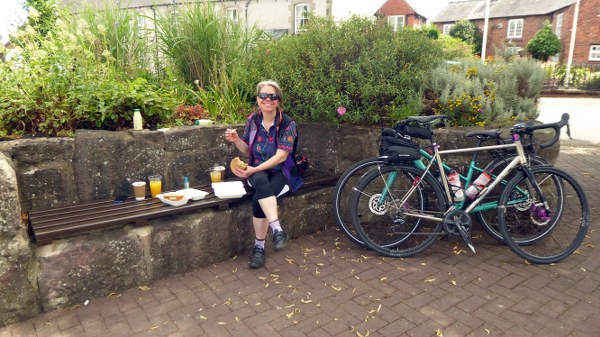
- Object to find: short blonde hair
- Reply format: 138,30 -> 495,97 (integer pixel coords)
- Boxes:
256,80 -> 284,112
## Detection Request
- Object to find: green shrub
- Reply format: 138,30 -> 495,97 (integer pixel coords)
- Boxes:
0,6 -> 184,137
526,21 -> 561,62
449,20 -> 483,55
238,16 -> 444,125
425,58 -> 544,126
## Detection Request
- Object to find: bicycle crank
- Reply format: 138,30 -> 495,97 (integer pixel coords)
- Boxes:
443,210 -> 476,254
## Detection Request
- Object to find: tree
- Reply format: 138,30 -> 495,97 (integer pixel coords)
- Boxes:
526,21 -> 561,61
449,20 -> 483,55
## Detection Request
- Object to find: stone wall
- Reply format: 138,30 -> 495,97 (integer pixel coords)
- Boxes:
0,122 -> 559,326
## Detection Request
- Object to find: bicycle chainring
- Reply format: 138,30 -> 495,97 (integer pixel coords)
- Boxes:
443,210 -> 472,237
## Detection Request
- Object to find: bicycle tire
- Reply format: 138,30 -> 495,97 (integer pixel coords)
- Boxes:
498,166 -> 589,264
332,157 -> 387,247
350,164 -> 447,258
475,155 -> 551,243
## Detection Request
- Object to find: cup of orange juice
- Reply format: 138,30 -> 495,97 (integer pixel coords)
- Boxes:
149,174 -> 162,197
210,165 -> 225,183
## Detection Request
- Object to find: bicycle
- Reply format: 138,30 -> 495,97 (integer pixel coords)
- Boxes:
348,115 -> 588,264
333,114 -> 570,247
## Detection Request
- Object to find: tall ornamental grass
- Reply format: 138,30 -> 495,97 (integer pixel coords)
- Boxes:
154,2 -> 260,122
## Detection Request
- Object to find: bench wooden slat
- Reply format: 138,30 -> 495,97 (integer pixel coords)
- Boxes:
28,174 -> 340,246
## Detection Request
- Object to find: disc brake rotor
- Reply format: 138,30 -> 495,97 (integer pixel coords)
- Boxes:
368,194 -> 388,215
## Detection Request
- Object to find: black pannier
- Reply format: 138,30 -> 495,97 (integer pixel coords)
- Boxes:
379,128 -> 420,162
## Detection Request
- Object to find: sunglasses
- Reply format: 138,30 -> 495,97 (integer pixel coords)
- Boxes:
257,93 -> 279,100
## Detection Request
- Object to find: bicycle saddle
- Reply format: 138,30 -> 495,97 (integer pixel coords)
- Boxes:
465,129 -> 502,140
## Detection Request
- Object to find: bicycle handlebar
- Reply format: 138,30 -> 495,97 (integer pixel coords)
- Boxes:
512,113 -> 571,149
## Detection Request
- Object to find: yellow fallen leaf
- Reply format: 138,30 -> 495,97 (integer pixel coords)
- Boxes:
301,298 -> 313,304
331,285 -> 342,291
199,315 -> 207,320
581,267 -> 587,272
258,276 -> 267,280
138,286 -> 151,291
377,304 -> 382,313
107,292 -> 121,299
218,322 -> 226,325
150,326 -> 159,330
485,328 -> 491,335
451,280 -> 457,286
424,278 -> 436,283
435,328 -> 444,336
380,277 -> 387,282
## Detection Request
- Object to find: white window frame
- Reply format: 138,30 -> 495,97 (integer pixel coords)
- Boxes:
226,8 -> 239,23
507,19 -> 523,38
387,15 -> 405,31
294,4 -> 310,34
555,13 -> 563,39
442,24 -> 454,35
590,45 -> 600,61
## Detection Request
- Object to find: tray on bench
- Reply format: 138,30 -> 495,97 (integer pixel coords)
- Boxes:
27,174 -> 340,246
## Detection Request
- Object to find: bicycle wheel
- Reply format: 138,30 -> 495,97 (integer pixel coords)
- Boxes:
475,155 -> 551,243
332,157 -> 387,247
350,164 -> 447,258
498,166 -> 589,264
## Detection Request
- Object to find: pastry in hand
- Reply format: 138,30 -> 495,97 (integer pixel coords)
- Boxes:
230,157 -> 248,172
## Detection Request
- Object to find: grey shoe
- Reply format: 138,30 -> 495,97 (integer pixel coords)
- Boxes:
249,246 -> 265,268
272,230 -> 288,252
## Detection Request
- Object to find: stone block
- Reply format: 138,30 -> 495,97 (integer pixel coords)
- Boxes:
0,153 -> 39,326
281,187 -> 336,238
36,228 -> 149,311
149,207 -> 253,279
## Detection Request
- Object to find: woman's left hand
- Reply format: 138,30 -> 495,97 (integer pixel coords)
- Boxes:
232,165 -> 255,179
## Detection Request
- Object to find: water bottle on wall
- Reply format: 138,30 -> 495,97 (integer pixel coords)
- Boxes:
466,171 -> 492,199
447,170 -> 464,202
133,109 -> 143,131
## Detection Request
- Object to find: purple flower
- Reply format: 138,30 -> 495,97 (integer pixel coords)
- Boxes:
337,106 -> 347,116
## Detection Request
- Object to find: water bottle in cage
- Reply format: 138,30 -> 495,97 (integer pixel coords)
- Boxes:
447,170 -> 464,202
466,171 -> 492,199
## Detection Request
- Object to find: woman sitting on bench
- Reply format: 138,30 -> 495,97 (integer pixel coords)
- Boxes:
224,80 -> 302,269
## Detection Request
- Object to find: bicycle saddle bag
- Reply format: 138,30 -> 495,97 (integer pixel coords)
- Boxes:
382,145 -> 421,162
379,128 -> 418,155
396,123 -> 433,140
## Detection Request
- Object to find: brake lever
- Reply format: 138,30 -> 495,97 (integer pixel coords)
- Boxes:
566,122 -> 572,140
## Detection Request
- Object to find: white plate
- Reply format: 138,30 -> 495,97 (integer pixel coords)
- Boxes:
157,193 -> 189,207
176,188 -> 208,200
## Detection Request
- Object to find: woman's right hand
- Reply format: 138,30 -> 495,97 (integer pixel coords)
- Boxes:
224,128 -> 239,143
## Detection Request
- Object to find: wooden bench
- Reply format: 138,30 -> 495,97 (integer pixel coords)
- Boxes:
27,174 -> 340,246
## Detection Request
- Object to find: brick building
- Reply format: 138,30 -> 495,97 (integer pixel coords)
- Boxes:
374,0 -> 430,30
377,0 -> 600,64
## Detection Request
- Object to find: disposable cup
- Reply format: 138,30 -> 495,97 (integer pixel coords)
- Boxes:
210,166 -> 225,183
132,181 -> 146,201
